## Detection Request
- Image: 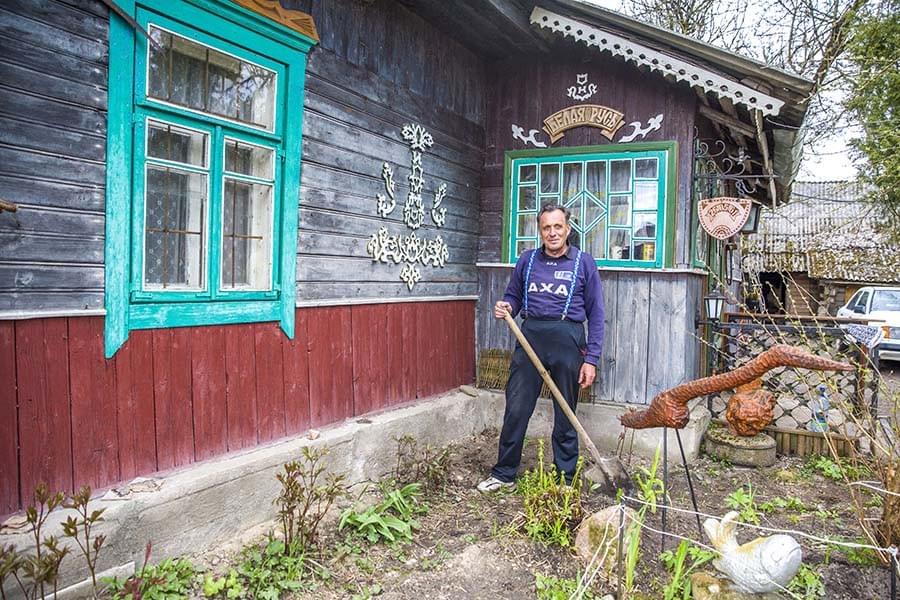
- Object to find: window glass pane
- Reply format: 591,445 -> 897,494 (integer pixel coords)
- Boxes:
517,213 -> 537,238
518,185 -> 536,211
633,241 -> 656,261
562,163 -> 582,202
147,25 -> 276,130
222,178 -> 273,290
635,181 -> 658,211
609,229 -> 632,260
584,219 -> 606,259
586,161 -> 606,200
519,164 -> 536,183
225,139 -> 274,179
144,165 -> 206,289
584,197 -> 606,230
609,195 -> 631,226
539,195 -> 560,208
147,121 -> 207,167
540,163 -> 559,194
635,158 -> 658,179
516,239 -> 536,257
610,159 -> 631,192
634,213 -> 657,238
566,195 -> 583,226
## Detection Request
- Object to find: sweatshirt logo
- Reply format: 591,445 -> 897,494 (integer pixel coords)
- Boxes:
554,270 -> 574,281
528,282 -> 569,296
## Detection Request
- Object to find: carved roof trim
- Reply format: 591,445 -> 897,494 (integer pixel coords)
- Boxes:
530,6 -> 784,116
231,0 -> 318,42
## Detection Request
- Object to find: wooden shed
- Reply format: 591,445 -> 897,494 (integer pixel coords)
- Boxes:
0,0 -> 812,517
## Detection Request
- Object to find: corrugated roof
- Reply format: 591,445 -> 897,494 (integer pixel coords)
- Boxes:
741,181 -> 900,283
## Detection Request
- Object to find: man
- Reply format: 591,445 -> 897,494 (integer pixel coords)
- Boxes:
477,204 -> 604,492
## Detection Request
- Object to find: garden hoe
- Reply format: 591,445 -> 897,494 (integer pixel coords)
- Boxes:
502,312 -> 632,495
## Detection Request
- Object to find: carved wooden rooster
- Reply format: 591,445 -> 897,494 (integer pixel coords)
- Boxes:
619,345 -> 854,433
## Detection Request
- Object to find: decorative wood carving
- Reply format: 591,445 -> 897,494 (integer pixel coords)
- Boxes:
567,73 -> 597,101
367,124 -> 449,290
619,114 -> 664,143
231,0 -> 319,41
511,124 -> 548,148
699,197 -> 752,240
619,344 -> 854,431
542,104 -> 625,143
531,7 -> 785,116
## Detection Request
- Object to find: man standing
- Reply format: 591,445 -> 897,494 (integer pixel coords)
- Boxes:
477,204 -> 604,492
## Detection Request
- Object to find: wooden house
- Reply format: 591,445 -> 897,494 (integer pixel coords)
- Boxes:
742,180 -> 900,316
0,0 -> 812,517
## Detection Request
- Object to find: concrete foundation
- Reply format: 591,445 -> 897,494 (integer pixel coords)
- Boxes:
1,388 -> 709,599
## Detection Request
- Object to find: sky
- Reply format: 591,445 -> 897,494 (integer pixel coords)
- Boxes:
574,0 -> 858,181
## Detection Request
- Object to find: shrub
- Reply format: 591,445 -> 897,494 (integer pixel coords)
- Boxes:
516,439 -> 584,548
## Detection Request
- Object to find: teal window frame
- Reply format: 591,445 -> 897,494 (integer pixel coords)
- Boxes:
104,0 -> 316,357
502,142 -> 678,268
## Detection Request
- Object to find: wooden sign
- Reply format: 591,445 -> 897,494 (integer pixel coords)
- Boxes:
698,197 -> 752,240
542,104 -> 625,143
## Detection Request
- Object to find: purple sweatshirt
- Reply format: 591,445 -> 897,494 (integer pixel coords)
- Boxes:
503,245 -> 605,366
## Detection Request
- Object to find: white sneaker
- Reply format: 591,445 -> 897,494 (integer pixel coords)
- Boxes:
476,476 -> 514,493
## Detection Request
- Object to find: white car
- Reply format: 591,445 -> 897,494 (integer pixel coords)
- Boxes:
837,286 -> 900,362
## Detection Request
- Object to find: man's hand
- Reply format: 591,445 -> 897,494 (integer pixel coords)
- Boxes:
578,363 -> 597,388
494,301 -> 513,319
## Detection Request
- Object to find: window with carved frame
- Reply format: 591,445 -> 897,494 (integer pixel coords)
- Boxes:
503,143 -> 676,268
104,0 -> 315,356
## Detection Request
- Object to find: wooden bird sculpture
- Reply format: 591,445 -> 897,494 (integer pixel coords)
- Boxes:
619,344 -> 854,433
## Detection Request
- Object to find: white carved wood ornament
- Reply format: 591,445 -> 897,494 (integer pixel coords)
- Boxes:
368,123 -> 449,291
619,113 -> 664,142
511,124 -> 548,148
530,7 -> 785,116
567,73 -> 597,101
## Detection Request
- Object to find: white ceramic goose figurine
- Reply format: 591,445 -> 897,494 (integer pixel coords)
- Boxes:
703,511 -> 803,593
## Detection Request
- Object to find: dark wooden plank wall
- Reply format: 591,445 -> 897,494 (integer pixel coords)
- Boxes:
476,266 -> 702,405
0,0 -> 108,312
1,301 -> 474,518
288,0 -> 486,301
1,0 -> 487,314
478,54 -> 696,266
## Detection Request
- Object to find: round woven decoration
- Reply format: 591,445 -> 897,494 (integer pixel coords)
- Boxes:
698,197 -> 752,240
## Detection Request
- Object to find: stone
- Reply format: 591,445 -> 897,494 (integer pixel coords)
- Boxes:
306,429 -> 320,440
712,396 -> 727,415
573,505 -> 638,569
703,426 -> 776,467
775,415 -> 798,429
794,383 -> 810,396
772,404 -> 784,419
459,385 -> 479,397
776,396 -> 799,411
790,405 -> 812,425
826,408 -> 845,427
842,421 -> 859,438
691,572 -> 782,599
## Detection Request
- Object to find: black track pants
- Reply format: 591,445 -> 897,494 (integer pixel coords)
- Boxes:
491,318 -> 585,483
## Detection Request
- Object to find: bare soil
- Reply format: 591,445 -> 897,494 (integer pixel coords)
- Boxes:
197,429 -> 890,600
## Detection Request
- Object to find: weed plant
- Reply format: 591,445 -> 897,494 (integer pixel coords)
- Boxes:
275,446 -> 347,551
106,543 -> 198,600
394,434 -> 451,494
61,486 -> 107,591
516,439 -> 584,548
659,540 -> 716,600
533,572 -> 599,600
339,482 -> 425,544
725,485 -> 760,525
787,563 -> 825,599
619,446 -> 665,597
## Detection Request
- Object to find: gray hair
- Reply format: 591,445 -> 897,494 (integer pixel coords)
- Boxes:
538,203 -> 571,223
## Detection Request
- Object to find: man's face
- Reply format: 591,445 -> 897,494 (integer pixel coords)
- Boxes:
538,209 -> 571,254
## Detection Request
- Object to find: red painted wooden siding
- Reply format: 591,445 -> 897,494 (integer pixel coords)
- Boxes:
0,301 -> 474,518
